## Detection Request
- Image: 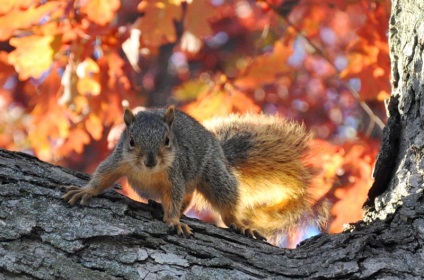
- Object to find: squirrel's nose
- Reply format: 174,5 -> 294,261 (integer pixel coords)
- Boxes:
144,152 -> 157,168
144,160 -> 157,168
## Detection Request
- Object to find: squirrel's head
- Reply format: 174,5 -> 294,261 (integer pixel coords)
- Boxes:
123,106 -> 175,172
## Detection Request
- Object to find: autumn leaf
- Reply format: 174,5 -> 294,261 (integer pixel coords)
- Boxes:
294,4 -> 330,38
8,35 -> 61,80
80,0 -> 120,26
185,0 -> 214,39
178,0 -> 215,52
230,89 -> 261,113
234,40 -> 293,89
85,114 -> 103,140
137,0 -> 182,46
0,0 -> 389,244
184,90 -> 233,120
75,58 -> 101,96
341,39 -> 390,101
354,64 -> 390,101
174,79 -> 210,101
77,77 -> 101,96
0,0 -> 14,15
77,58 -> 100,76
328,141 -> 379,233
28,92 -> 71,161
340,3 -> 391,102
308,139 -> 344,199
183,83 -> 260,121
105,51 -> 131,90
57,128 -> 91,156
0,2 -> 63,41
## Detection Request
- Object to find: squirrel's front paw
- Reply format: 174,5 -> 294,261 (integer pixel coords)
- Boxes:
62,186 -> 94,206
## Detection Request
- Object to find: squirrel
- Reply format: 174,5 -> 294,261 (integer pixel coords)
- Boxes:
63,105 -> 329,243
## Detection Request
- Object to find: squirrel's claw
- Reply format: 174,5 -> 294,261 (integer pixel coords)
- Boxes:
249,229 -> 266,241
230,223 -> 266,241
167,221 -> 193,237
180,223 -> 193,237
62,186 -> 93,206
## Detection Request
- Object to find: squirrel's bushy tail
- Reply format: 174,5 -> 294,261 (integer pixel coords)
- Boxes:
203,114 -> 329,244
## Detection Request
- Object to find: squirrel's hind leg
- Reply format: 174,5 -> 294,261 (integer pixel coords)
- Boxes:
180,192 -> 194,215
198,158 -> 266,241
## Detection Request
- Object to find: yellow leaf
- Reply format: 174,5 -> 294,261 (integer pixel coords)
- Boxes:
8,35 -> 59,80
174,80 -> 209,101
80,0 -> 120,26
77,58 -> 100,77
77,77 -> 101,96
0,0 -> 14,15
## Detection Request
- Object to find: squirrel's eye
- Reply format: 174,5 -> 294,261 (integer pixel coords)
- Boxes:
164,136 -> 170,147
129,137 -> 135,148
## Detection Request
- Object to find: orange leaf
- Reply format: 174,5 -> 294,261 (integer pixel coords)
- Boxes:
328,141 -> 379,233
183,84 -> 260,121
137,0 -> 182,47
234,40 -> 293,89
60,128 -> 91,155
340,39 -> 379,76
0,2 -> 63,40
355,65 -> 390,101
340,37 -> 390,101
86,114 -> 103,140
185,0 -> 214,38
106,51 -> 130,90
230,90 -> 261,114
8,35 -> 61,80
183,90 -> 233,121
80,0 -> 120,26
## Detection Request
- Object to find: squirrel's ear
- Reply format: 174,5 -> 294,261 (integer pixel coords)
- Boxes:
124,109 -> 135,127
164,105 -> 175,127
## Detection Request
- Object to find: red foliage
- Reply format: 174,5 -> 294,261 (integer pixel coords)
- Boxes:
0,0 -> 391,235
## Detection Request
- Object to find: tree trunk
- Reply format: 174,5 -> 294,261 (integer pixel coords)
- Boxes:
2,0 -> 424,279
364,0 -> 424,221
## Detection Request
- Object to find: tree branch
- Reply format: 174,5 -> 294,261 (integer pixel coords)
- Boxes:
0,149 -> 423,279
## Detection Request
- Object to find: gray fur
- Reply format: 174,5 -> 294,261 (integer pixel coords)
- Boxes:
96,107 -> 239,215
219,130 -> 254,166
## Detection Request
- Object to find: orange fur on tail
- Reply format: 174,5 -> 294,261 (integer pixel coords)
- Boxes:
200,113 -> 330,244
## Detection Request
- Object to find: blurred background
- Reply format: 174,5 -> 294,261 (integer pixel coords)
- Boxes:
0,0 -> 390,246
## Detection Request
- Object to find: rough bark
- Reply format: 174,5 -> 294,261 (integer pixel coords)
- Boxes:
1,149 -> 423,279
365,0 -> 424,222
